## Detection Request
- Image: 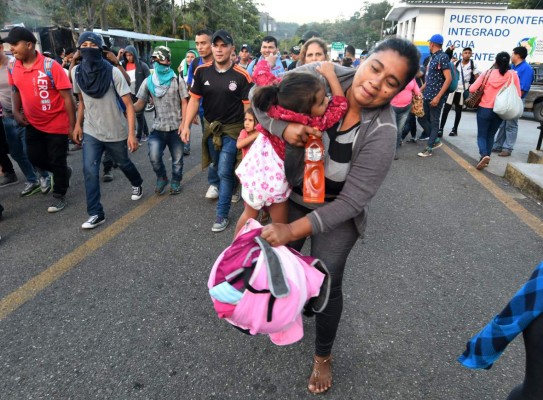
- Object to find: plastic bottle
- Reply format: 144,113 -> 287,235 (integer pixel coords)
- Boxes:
303,135 -> 325,203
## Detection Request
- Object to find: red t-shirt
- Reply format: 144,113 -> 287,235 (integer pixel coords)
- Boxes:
8,51 -> 72,134
125,62 -> 136,71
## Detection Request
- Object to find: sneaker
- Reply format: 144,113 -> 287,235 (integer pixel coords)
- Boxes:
449,129 -> 458,136
498,150 -> 511,157
155,177 -> 169,195
103,170 -> 114,182
418,135 -> 429,141
70,144 -> 82,151
47,197 -> 66,213
406,138 -> 417,144
231,187 -> 241,203
0,173 -> 18,187
432,139 -> 443,149
476,155 -> 490,170
131,185 -> 143,200
437,129 -> 443,138
417,149 -> 433,158
205,185 -> 219,199
170,181 -> 181,195
40,176 -> 51,194
20,181 -> 41,197
81,215 -> 106,229
212,216 -> 230,232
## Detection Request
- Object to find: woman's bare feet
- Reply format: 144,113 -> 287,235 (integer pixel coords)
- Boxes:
308,354 -> 332,394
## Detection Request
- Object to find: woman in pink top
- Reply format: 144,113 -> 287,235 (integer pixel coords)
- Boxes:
390,78 -> 421,159
469,52 -> 521,170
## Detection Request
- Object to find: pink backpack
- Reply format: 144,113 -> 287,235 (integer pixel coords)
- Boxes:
208,219 -> 330,345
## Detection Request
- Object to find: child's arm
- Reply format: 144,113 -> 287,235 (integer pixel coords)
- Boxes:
316,62 -> 344,97
237,131 -> 259,150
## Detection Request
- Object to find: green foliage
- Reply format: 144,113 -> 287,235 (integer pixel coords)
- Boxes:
509,0 -> 543,8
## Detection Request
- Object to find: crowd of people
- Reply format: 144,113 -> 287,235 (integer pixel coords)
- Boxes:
0,24 -> 535,394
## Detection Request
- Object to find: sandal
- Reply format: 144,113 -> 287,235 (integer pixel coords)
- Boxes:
308,355 -> 333,394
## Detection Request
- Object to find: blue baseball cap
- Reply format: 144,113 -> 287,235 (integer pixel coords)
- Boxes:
77,32 -> 104,48
428,34 -> 444,45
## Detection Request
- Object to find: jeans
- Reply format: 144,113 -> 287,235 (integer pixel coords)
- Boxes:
440,92 -> 463,132
418,97 -> 446,149
392,104 -> 411,149
288,200 -> 359,356
476,107 -> 503,158
207,135 -> 237,219
82,134 -> 143,217
493,98 -> 525,152
401,113 -> 417,140
136,112 -> 149,141
2,116 -> 48,183
147,129 -> 184,183
25,125 -> 69,197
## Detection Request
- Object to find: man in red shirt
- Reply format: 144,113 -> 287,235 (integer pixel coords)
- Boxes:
6,27 -> 76,213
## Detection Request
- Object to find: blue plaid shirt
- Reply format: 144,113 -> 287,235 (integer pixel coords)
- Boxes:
458,261 -> 543,369
423,50 -> 450,101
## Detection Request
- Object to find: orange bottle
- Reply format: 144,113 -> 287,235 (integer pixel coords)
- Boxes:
303,135 -> 325,203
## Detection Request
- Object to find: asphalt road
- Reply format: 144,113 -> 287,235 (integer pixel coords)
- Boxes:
0,115 -> 542,400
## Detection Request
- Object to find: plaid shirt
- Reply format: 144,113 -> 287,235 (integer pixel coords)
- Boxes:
136,76 -> 189,131
458,261 -> 543,369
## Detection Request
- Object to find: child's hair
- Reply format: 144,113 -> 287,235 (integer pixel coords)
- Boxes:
495,52 -> 511,75
245,107 -> 258,124
252,72 -> 324,115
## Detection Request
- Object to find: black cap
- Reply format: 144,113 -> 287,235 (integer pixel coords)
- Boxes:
3,27 -> 37,45
212,30 -> 233,45
290,45 -> 300,55
240,44 -> 250,52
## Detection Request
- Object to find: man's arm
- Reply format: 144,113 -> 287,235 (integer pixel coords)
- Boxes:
180,96 -> 200,142
59,89 -> 76,134
122,94 -> 138,152
11,87 -> 29,126
72,93 -> 85,144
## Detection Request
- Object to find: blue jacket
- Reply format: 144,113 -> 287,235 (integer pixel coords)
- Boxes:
512,60 -> 533,98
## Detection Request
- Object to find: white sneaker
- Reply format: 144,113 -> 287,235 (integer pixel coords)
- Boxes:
82,215 -> 106,229
205,185 -> 219,199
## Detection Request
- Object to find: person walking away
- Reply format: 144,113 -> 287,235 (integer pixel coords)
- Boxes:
134,46 -> 188,196
417,34 -> 451,158
391,77 -> 421,159
439,47 -> 479,136
181,30 -> 253,232
492,46 -> 534,156
5,27 -> 75,213
71,32 -> 143,229
470,52 -> 520,170
120,45 -> 150,144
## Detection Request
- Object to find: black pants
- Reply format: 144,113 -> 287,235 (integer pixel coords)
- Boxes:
288,200 -> 359,356
25,125 -> 69,197
0,117 -> 15,175
439,92 -> 463,132
136,112 -> 149,141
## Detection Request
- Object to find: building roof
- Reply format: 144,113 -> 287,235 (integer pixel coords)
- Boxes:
386,0 -> 509,20
89,28 -> 181,42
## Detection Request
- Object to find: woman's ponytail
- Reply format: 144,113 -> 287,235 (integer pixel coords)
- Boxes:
495,51 -> 511,76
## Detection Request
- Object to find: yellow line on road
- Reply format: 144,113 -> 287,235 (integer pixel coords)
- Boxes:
442,144 -> 543,239
0,164 -> 202,321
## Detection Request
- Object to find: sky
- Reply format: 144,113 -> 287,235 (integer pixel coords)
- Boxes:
259,0 -> 365,24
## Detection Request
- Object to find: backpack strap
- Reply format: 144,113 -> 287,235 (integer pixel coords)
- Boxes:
43,57 -> 55,89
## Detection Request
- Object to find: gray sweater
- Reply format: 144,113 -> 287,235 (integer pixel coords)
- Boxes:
252,62 -> 397,238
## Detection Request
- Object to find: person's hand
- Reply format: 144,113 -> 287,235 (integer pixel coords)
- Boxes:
315,61 -> 335,79
127,135 -> 139,152
72,50 -> 81,63
261,223 -> 293,247
180,126 -> 191,144
430,96 -> 440,107
117,48 -> 125,60
448,45 -> 455,51
265,52 -> 278,68
14,112 -> 29,127
282,123 -> 319,146
71,124 -> 83,144
104,50 -> 119,66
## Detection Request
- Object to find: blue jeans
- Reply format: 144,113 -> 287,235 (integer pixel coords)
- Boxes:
476,107 -> 503,158
2,116 -> 48,183
207,135 -> 237,219
419,97 -> 446,148
83,134 -> 143,217
392,104 -> 411,149
493,98 -> 525,152
147,129 -> 184,182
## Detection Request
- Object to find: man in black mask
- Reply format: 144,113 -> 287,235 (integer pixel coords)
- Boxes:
71,31 -> 144,229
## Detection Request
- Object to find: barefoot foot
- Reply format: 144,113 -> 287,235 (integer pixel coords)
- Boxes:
308,354 -> 332,394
